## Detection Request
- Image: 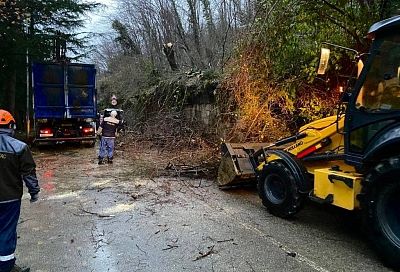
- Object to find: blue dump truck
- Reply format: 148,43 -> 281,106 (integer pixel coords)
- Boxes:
32,62 -> 97,146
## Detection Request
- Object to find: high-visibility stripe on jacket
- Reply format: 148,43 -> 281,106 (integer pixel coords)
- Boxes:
0,200 -> 20,270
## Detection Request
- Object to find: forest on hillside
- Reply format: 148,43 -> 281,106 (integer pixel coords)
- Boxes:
1,0 -> 399,142
94,0 -> 399,142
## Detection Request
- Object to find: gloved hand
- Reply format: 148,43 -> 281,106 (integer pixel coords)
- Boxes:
30,193 -> 39,203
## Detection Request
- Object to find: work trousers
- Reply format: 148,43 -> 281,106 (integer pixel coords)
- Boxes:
99,137 -> 115,159
0,200 -> 21,272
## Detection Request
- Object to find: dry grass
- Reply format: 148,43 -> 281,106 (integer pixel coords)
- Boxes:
217,44 -> 340,143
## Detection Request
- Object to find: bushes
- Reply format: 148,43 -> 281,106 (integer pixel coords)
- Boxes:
215,0 -> 396,142
98,1 -> 400,145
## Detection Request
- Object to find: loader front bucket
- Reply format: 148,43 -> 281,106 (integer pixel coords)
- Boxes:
217,142 -> 268,186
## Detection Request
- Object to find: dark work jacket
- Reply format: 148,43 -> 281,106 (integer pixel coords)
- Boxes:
0,129 -> 40,202
100,116 -> 120,138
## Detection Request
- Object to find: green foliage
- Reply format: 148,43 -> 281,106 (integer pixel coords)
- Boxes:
0,0 -> 100,61
218,0 -> 400,141
98,70 -> 219,133
24,0 -> 100,59
266,1 -> 398,102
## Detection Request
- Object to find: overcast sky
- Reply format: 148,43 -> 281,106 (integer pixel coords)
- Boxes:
83,0 -> 116,37
76,0 -> 116,61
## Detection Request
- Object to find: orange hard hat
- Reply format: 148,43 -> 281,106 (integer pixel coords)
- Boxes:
0,109 -> 15,125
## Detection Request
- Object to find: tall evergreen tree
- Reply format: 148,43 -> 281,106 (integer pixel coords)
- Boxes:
0,0 -> 99,118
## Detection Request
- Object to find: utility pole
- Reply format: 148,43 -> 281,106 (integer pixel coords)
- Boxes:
26,46 -> 30,141
25,14 -> 31,141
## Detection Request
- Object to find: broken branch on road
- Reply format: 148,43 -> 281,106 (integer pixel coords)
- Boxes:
216,238 -> 234,243
77,207 -> 115,218
165,162 -> 209,177
162,244 -> 179,251
193,245 -> 215,261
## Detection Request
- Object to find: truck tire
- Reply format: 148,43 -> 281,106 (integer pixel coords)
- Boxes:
361,157 -> 400,270
258,161 -> 305,218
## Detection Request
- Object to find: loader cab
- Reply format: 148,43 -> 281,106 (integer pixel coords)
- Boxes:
344,16 -> 400,167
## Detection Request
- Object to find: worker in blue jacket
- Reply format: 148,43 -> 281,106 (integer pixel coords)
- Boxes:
0,110 -> 40,272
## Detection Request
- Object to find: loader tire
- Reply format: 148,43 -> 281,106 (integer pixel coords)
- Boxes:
361,157 -> 400,270
258,161 -> 304,218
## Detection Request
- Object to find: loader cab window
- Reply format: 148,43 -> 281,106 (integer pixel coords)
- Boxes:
350,35 -> 400,153
356,37 -> 400,111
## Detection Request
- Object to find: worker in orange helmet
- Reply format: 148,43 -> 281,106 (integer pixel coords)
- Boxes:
0,110 -> 40,272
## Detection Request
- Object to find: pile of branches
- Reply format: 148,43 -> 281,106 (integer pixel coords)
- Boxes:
126,110 -> 216,151
120,110 -> 220,179
117,71 -> 218,125
102,70 -> 221,179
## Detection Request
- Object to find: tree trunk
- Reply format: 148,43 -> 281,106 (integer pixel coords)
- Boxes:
187,0 -> 204,67
163,43 -> 179,71
201,0 -> 215,35
170,0 -> 195,66
5,65 -> 16,115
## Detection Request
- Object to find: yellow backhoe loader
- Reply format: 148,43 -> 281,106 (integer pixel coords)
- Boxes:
218,16 -> 400,269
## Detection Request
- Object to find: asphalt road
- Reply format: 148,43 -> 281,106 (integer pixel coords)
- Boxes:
15,145 -> 394,272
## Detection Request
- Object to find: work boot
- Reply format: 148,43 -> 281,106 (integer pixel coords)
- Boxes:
98,158 -> 104,165
10,265 -> 30,272
107,157 -> 113,164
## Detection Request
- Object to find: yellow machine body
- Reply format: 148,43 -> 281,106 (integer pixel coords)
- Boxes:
313,169 -> 362,210
218,114 -> 363,210
284,115 -> 345,156
218,20 -> 400,269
